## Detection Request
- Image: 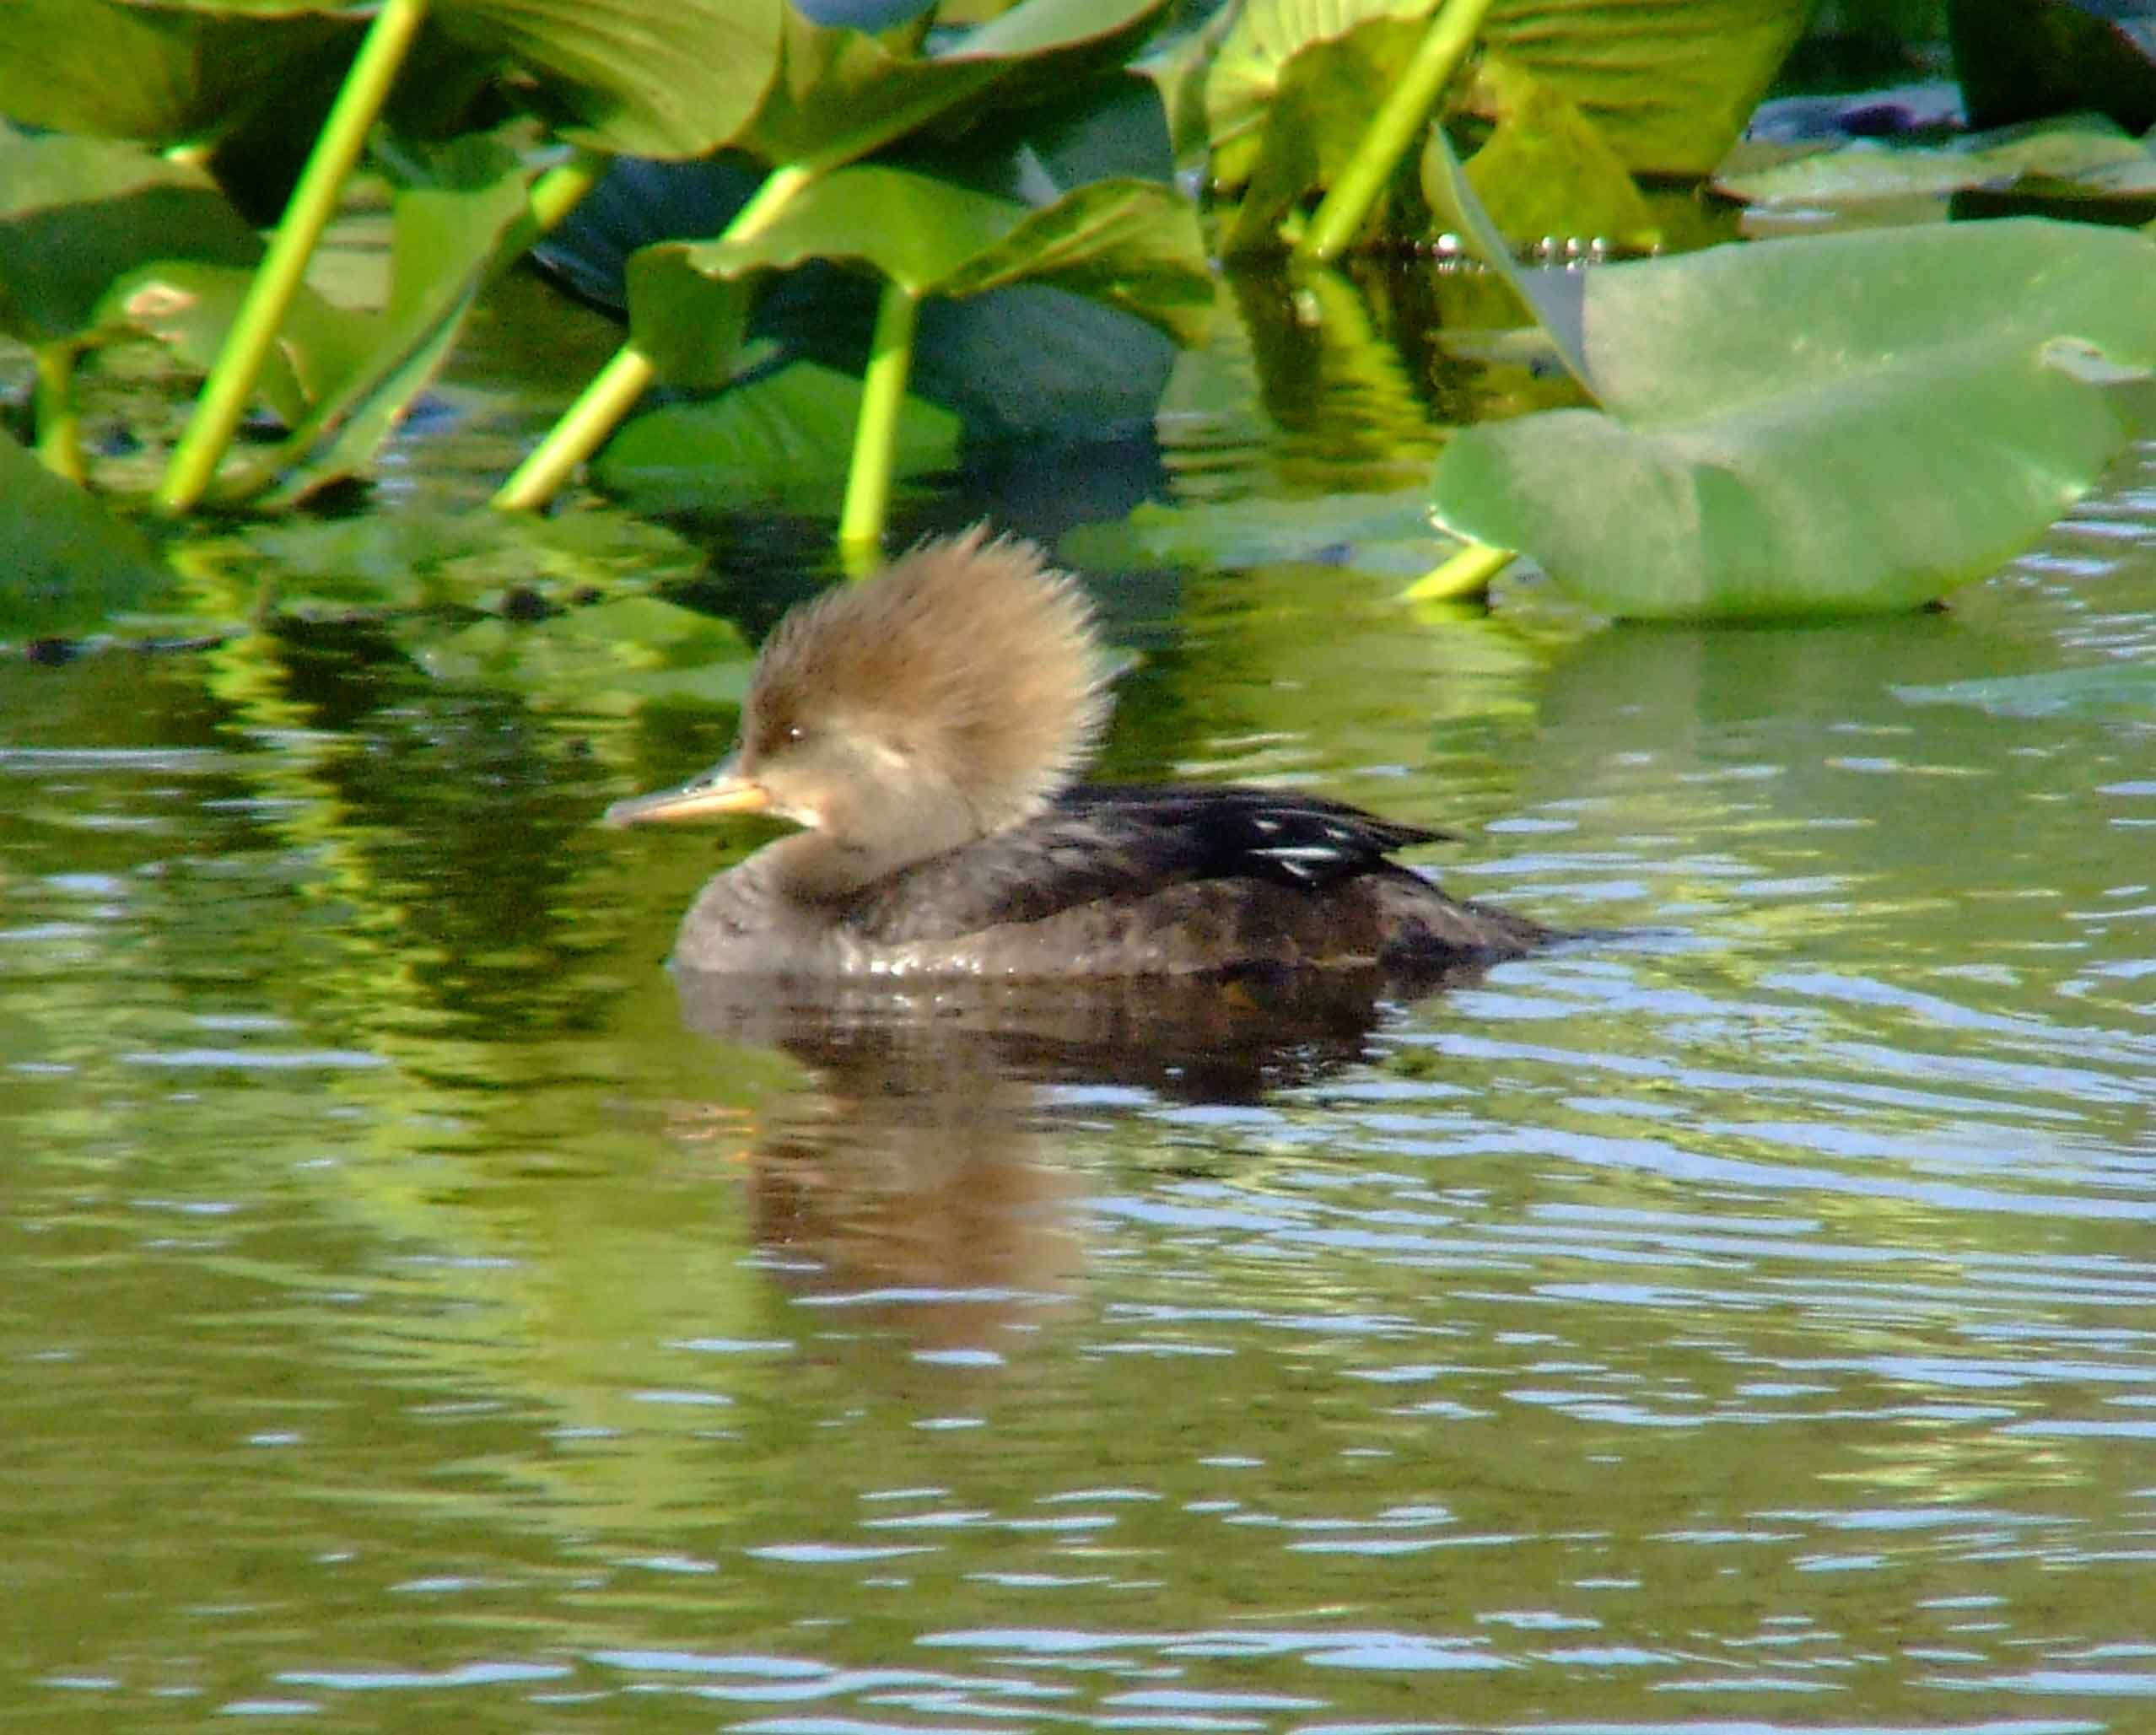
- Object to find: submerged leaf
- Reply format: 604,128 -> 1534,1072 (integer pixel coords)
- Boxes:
410,597 -> 756,714
1429,219 -> 2156,620
229,509 -> 705,616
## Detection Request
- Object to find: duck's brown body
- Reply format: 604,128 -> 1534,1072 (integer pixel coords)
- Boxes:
607,531 -> 1545,979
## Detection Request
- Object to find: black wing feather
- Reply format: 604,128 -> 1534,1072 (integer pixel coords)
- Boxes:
850,783 -> 1451,943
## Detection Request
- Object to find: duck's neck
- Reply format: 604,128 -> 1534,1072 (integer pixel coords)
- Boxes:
764,812 -> 985,906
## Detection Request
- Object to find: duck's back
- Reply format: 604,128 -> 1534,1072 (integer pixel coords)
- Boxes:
737,784 -> 1545,978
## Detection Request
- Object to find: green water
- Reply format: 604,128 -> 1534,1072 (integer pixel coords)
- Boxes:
4,342 -> 2154,1727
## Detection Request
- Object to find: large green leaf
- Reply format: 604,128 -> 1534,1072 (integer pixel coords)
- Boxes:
0,433 -> 170,642
632,164 -> 1210,349
1428,219 -> 2156,620
434,0 -> 786,157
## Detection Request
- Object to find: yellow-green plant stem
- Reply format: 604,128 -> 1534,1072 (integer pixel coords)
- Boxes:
1296,0 -> 1495,265
493,345 -> 659,509
838,279 -> 921,564
1402,538 -> 1513,601
155,0 -> 429,515
492,162 -> 817,512
526,149 -> 608,239
33,343 -> 85,487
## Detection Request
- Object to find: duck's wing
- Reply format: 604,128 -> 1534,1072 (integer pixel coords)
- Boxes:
847,784 -> 1451,944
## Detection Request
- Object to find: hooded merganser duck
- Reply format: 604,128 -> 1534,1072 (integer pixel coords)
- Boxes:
605,528 -> 1546,978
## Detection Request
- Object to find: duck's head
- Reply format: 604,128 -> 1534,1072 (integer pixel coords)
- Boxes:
604,527 -> 1113,897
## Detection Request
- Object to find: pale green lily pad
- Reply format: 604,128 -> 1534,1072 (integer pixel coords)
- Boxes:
411,597 -> 755,714
596,361 -> 961,513
1429,218 -> 2156,620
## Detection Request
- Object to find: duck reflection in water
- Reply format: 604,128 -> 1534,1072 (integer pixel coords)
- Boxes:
611,529 -> 1548,1355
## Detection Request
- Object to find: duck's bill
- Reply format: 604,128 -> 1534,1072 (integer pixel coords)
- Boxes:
603,763 -> 771,827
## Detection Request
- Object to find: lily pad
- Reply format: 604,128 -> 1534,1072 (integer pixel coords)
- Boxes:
596,361 -> 961,512
1428,218 -> 2156,620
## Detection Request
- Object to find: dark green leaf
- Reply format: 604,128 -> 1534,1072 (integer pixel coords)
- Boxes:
0,432 -> 170,642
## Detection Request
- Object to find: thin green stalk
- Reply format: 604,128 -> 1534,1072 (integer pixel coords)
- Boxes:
1402,539 -> 1512,602
838,279 -> 920,563
155,0 -> 429,515
1296,0 -> 1495,265
32,342 -> 86,488
492,345 -> 658,510
727,162 -> 813,243
493,160 -> 817,513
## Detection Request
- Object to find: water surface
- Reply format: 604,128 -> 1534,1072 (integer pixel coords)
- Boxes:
3,436 -> 2153,1732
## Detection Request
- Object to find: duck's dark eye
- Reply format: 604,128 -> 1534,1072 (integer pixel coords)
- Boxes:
783,723 -> 810,746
